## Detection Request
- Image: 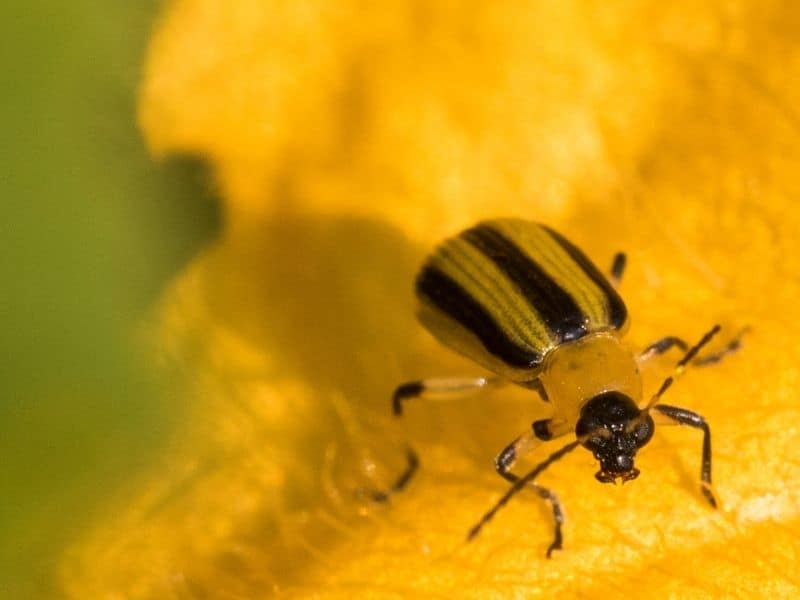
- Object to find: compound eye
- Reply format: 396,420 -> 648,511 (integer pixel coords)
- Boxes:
578,425 -> 611,452
632,414 -> 655,447
576,415 -> 599,438
588,433 -> 609,449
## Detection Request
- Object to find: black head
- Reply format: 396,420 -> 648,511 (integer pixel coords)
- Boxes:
575,390 -> 654,484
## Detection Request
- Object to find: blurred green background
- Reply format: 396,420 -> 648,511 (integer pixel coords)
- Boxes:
0,2 -> 219,596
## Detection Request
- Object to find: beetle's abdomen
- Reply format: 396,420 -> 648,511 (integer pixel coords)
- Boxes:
415,219 -> 628,382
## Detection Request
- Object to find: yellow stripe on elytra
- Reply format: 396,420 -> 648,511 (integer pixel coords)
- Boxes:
430,236 -> 554,354
449,236 -> 554,351
487,221 -> 591,318
429,245 -> 536,355
494,220 -> 600,324
435,239 -> 553,352
525,223 -> 606,325
492,220 -> 608,328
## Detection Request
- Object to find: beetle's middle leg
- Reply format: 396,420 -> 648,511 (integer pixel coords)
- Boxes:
392,375 -> 508,416
639,336 -> 689,362
360,447 -> 420,502
494,419 -> 571,557
640,327 -> 748,365
368,375 -> 508,502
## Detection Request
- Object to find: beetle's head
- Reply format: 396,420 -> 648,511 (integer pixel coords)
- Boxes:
575,390 -> 654,484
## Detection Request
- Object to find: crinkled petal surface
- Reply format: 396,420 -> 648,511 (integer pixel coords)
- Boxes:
63,1 -> 800,598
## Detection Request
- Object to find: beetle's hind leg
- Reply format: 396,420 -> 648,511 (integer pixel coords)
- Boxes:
494,419 -> 571,557
610,252 -> 627,286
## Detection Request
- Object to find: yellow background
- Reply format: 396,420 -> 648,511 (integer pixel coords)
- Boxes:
63,1 -> 800,597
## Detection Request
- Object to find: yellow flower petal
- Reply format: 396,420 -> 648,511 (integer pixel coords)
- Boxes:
63,1 -> 800,597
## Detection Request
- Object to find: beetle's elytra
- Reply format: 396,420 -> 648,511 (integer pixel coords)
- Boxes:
380,219 -> 744,557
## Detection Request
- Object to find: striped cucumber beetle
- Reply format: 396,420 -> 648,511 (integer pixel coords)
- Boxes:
383,219 -> 744,557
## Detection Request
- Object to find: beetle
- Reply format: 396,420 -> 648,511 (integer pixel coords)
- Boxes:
382,218 -> 743,556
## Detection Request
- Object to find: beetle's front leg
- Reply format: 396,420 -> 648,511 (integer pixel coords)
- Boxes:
494,419 -> 571,557
653,404 -> 717,508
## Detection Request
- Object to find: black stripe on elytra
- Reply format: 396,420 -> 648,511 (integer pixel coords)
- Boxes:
462,224 -> 588,343
416,266 -> 541,369
542,226 -> 628,329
